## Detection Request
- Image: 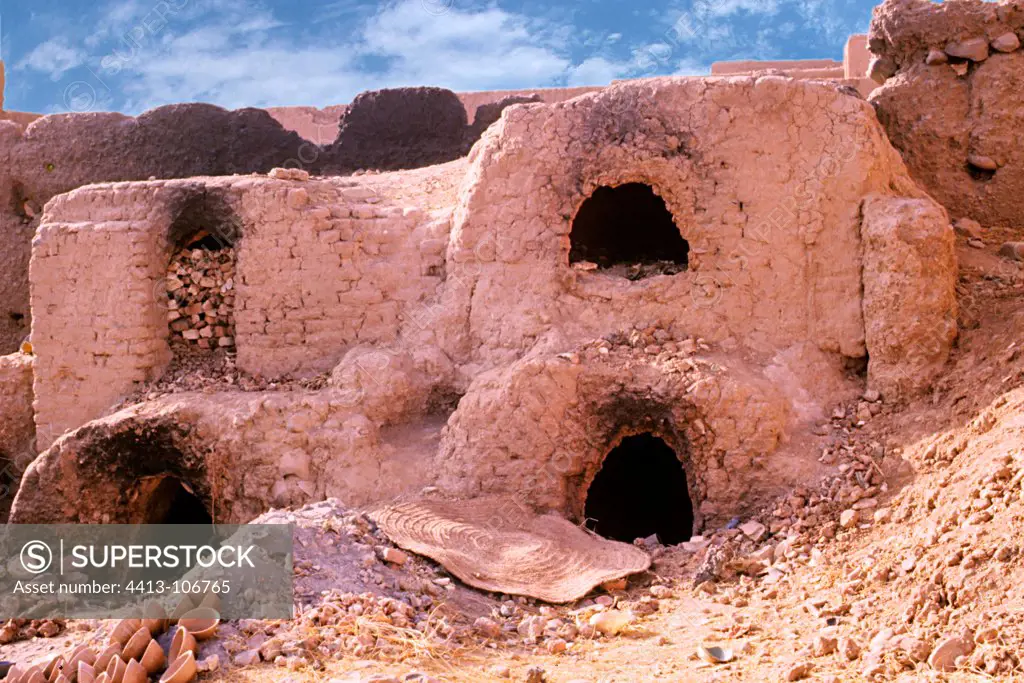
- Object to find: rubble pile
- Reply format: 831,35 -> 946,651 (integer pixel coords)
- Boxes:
165,243 -> 236,349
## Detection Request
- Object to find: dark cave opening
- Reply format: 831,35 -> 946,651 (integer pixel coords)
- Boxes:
584,432 -> 694,545
569,183 -> 689,277
144,477 -> 213,525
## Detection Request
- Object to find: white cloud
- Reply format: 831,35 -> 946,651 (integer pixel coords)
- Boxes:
109,0 -> 583,112
702,0 -> 780,17
360,1 -> 571,90
17,39 -> 86,80
20,0 -> 708,114
567,56 -> 634,87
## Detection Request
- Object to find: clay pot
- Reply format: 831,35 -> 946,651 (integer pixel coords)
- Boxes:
197,591 -> 221,612
53,675 -> 69,683
23,667 -> 46,683
4,665 -> 25,682
158,652 -> 197,683
139,639 -> 166,675
168,595 -> 195,622
177,607 -> 219,641
94,645 -> 121,673
109,619 -> 142,647
168,627 -> 198,662
77,661 -> 97,683
43,655 -> 64,680
121,660 -> 147,683
103,655 -> 126,683
94,674 -> 110,683
141,600 -> 169,635
122,626 -> 152,661
68,646 -> 97,669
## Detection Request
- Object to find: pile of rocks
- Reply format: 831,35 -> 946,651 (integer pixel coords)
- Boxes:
166,244 -> 236,349
0,618 -> 64,644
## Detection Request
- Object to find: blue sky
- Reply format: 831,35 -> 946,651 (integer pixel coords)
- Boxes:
0,0 -> 877,114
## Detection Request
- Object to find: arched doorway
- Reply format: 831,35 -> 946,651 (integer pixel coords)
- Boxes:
142,476 -> 213,525
584,433 -> 694,545
569,183 -> 689,279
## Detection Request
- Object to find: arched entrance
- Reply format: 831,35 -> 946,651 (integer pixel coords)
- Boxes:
584,433 -> 694,545
142,476 -> 213,525
569,183 -> 689,278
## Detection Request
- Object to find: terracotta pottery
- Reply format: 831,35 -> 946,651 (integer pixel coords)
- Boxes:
158,652 -> 197,683
176,607 -> 219,641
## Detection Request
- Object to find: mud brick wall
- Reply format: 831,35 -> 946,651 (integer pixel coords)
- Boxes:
30,175 -> 449,441
233,179 -> 446,378
30,185 -> 179,449
444,77 -> 956,398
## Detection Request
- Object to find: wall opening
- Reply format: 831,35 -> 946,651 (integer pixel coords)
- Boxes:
584,432 -> 693,545
569,183 -> 689,279
143,477 -> 213,525
166,192 -> 239,355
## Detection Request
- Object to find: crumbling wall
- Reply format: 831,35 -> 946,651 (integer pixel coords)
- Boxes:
440,76 -> 950,398
230,177 -> 448,378
869,0 -> 1024,230
30,172 -> 453,443
0,91 -> 531,356
436,341 -> 794,530
0,104 -> 310,355
30,184 -> 179,450
862,196 -> 958,399
10,382 -> 445,524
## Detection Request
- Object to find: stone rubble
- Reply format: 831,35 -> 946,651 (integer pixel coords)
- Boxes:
166,243 -> 236,349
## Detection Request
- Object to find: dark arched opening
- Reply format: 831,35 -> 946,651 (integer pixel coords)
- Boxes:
144,477 -> 213,525
166,190 -> 239,352
569,183 -> 689,279
584,433 -> 693,545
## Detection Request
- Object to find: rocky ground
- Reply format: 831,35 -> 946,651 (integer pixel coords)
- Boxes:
3,228 -> 1024,682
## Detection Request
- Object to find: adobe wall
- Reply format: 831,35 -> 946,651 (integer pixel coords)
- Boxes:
30,169 -> 453,448
11,386 -> 439,524
265,86 -> 604,141
0,106 -> 312,355
13,77 -> 959,528
0,90 -> 490,356
439,76 -> 952,398
230,176 -> 448,378
30,184 -> 179,450
456,86 -> 603,124
711,36 -> 876,98
868,0 -> 1024,230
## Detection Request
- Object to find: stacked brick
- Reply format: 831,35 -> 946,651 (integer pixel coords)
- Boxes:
166,244 -> 236,349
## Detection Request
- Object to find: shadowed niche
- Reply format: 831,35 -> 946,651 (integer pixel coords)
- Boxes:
569,183 -> 689,278
141,476 -> 213,525
584,432 -> 693,545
